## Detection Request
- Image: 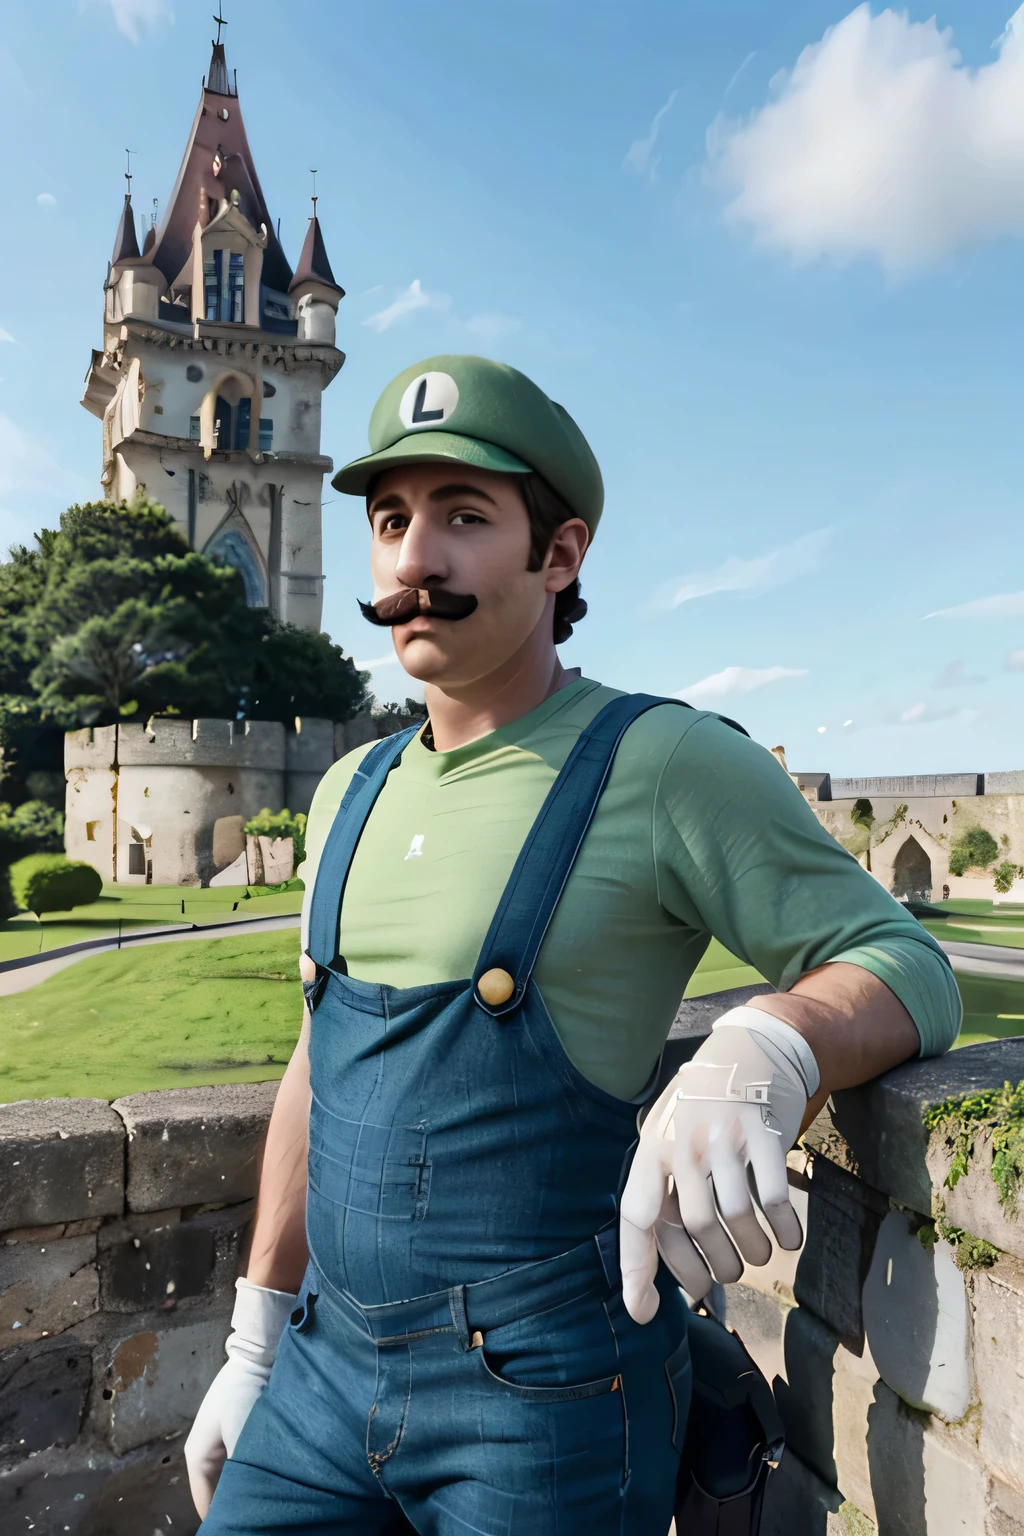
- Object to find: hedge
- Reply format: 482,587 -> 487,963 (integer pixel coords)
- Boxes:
9,854 -> 103,917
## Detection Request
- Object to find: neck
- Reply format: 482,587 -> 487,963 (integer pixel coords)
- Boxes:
422,627 -> 576,752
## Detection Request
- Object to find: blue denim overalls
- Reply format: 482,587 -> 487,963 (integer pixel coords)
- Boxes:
202,694 -> 692,1534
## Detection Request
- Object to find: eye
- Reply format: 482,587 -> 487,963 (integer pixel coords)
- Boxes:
450,511 -> 487,525
377,512 -> 408,534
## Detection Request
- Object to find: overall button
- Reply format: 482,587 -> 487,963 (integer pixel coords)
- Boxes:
478,968 -> 515,1005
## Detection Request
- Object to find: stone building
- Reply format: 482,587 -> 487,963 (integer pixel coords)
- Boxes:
789,767 -> 1024,904
64,715 -> 378,888
80,24 -> 344,631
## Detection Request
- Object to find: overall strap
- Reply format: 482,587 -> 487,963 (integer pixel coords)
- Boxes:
473,694 -> 683,1017
307,727 -> 419,968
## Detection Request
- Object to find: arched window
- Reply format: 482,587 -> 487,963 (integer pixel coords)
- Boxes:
892,837 -> 932,903
204,515 -> 268,608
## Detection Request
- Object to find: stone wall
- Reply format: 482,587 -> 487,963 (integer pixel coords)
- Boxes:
755,1038 -> 1024,1535
0,1084 -> 276,1535
8,1038 -> 1024,1534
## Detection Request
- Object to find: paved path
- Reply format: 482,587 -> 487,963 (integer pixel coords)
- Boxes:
0,914 -> 301,997
938,940 -> 1024,982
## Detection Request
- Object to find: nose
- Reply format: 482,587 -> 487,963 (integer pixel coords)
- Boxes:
393,512 -> 452,591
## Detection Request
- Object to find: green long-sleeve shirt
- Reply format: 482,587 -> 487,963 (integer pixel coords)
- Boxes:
299,678 -> 960,1098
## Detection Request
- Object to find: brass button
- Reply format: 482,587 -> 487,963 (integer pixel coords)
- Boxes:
477,967 -> 515,1006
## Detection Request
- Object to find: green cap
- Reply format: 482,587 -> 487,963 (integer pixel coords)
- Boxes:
331,354 -> 604,535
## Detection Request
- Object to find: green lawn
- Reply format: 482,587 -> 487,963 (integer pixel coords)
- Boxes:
0,928 -> 304,1103
2,922 -> 1022,1104
0,881 -> 303,965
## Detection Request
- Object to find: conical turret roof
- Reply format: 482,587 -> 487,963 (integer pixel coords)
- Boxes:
289,215 -> 344,297
111,193 -> 141,266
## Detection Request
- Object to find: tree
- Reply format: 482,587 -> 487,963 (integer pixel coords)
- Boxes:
849,797 -> 875,872
0,498 -> 370,805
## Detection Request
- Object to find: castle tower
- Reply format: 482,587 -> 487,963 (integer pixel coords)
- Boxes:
81,24 -> 344,631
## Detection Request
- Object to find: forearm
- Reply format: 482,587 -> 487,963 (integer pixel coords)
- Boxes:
746,960 -> 922,1128
245,1012 -> 311,1293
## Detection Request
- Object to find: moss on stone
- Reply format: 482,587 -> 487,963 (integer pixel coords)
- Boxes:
924,1080 -> 1024,1212
836,1501 -> 876,1535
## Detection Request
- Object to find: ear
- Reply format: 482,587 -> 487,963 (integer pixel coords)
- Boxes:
543,518 -> 589,595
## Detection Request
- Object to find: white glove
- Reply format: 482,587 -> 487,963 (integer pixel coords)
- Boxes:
185,1276 -> 298,1518
619,1008 -> 817,1322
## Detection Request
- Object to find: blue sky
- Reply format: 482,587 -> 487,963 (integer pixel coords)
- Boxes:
1,0 -> 1023,774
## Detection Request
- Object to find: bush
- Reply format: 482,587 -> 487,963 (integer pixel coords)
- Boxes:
244,808 -> 307,869
9,854 -> 102,916
993,860 -> 1023,895
949,827 -> 1000,878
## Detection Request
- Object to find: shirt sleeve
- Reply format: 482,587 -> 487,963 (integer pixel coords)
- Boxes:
298,746 -> 374,954
652,713 -> 962,1057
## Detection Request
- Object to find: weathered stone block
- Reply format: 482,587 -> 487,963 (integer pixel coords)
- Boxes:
794,1157 -> 886,1349
973,1256 -> 1024,1488
989,1477 -> 1024,1536
112,1082 -> 278,1211
101,1219 -> 216,1314
724,1281 -> 791,1389
97,1309 -> 231,1455
804,1040 -> 1024,1217
0,1437 -> 199,1536
0,1342 -> 92,1461
866,1380 -> 987,1536
760,1446 -> 845,1536
861,1210 -> 972,1422
774,1305 -> 840,1488
98,1201 -> 249,1315
931,1123 -> 1024,1264
0,1099 -> 124,1229
0,1230 -> 99,1342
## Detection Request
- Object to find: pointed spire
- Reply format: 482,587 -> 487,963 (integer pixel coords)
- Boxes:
289,177 -> 344,297
112,151 -> 141,265
289,214 -> 344,296
207,11 -> 235,96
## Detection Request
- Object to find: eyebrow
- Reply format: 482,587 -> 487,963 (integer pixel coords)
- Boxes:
369,482 -> 499,516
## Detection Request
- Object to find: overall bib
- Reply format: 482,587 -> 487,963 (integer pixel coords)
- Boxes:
201,694 -> 693,1535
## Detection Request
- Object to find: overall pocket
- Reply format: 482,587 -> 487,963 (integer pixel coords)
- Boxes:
665,1334 -> 693,1453
476,1288 -> 621,1401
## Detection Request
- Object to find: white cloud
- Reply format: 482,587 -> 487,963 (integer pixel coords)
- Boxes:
1008,649 -> 1024,671
363,279 -> 451,333
85,0 -> 173,44
817,725 -> 827,734
0,329 -> 16,345
923,591 -> 1024,620
354,652 -> 400,671
625,89 -> 679,183
935,659 -> 987,687
653,527 -> 830,610
465,313 -> 522,345
710,4 -> 1024,273
900,700 -> 974,725
723,51 -> 758,103
36,193 -> 56,210
674,664 -> 808,704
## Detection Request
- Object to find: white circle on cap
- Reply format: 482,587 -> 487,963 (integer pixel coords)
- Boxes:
398,372 -> 460,431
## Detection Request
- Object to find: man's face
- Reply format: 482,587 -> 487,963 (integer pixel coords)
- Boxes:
367,463 -> 579,689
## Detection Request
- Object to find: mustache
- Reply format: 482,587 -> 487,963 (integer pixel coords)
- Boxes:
358,588 -> 479,627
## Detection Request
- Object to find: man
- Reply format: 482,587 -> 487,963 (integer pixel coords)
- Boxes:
187,356 -> 960,1533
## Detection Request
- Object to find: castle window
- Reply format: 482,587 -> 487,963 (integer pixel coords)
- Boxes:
128,843 -> 146,875
214,395 -> 233,450
258,418 -> 273,453
228,252 -> 245,322
235,397 -> 251,451
204,250 -> 222,320
189,414 -> 201,441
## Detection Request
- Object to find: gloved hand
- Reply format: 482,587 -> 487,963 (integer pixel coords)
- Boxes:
185,1276 -> 298,1518
619,1007 -> 817,1322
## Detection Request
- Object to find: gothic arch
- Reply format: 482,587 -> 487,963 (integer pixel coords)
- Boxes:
891,836 -> 932,904
198,369 -> 263,461
203,495 -> 268,608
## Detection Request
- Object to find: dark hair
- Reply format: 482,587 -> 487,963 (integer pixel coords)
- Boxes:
519,473 -> 588,644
